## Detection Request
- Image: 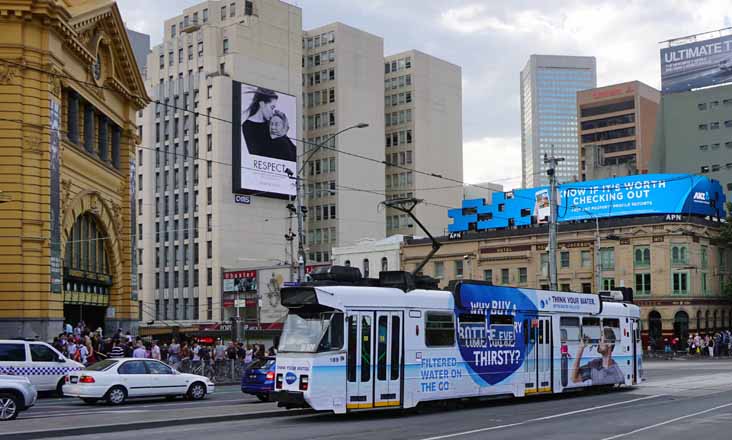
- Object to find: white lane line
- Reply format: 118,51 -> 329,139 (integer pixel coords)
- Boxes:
599,401 -> 732,440
419,395 -> 665,440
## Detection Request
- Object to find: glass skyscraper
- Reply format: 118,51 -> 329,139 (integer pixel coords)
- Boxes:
521,55 -> 596,188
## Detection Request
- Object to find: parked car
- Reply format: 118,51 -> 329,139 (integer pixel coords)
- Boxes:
0,339 -> 84,396
0,375 -> 38,420
241,357 -> 275,402
63,358 -> 215,405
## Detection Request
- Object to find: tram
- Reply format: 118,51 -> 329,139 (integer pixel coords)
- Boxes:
272,268 -> 643,413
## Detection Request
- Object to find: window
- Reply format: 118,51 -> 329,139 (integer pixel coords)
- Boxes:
560,317 -> 580,342
600,248 -> 614,270
29,344 -> 57,362
698,103 -> 707,111
425,312 -> 455,347
702,272 -> 708,294
483,269 -> 492,283
501,268 -> 509,284
540,253 -> 549,275
560,283 -> 570,292
701,165 -> 710,173
146,360 -> 173,375
245,1 -> 253,16
518,268 -> 527,284
671,245 -> 688,264
635,273 -> 651,295
699,124 -> 708,130
582,317 -> 602,343
223,39 -> 229,54
229,2 -> 236,16
207,187 -> 212,205
118,360 -> 146,375
203,8 -> 208,22
672,271 -> 689,294
560,251 -> 570,268
171,24 -> 177,38
197,42 -> 203,57
701,245 -> 708,269
710,121 -> 720,129
602,277 -> 615,290
454,260 -> 463,278
580,250 -> 591,268
434,261 -> 444,279
634,246 -> 650,268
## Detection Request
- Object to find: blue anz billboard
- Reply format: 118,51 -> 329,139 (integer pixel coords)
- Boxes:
448,174 -> 726,233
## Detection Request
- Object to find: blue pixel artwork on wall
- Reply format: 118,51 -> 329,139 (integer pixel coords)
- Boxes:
448,174 -> 727,233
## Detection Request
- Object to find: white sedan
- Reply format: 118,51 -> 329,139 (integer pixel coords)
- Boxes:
62,358 -> 215,405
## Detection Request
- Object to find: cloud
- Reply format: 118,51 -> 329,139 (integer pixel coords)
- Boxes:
463,136 -> 522,190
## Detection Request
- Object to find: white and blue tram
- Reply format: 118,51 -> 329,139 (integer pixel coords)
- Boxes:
272,271 -> 643,413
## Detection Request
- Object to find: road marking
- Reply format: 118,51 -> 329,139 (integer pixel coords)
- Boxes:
418,395 -> 665,440
599,401 -> 732,440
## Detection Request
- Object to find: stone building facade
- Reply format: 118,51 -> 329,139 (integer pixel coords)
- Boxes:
0,0 -> 148,339
402,215 -> 732,347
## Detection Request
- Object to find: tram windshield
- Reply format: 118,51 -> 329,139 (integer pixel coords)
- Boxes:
279,311 -> 344,353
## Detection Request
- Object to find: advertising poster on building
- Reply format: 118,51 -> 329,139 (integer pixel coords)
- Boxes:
449,174 -> 727,233
130,159 -> 137,301
49,99 -> 62,294
257,267 -> 290,327
232,81 -> 297,199
223,270 -> 257,293
660,34 -> 732,93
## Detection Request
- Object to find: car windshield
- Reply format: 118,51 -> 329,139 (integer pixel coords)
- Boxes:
278,311 -> 343,353
84,359 -> 118,371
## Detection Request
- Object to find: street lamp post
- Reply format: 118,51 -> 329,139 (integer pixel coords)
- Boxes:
288,122 -> 369,282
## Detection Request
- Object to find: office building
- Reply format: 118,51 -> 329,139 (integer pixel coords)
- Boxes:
0,0 -> 148,338
521,55 -> 596,188
137,0 -> 302,328
578,81 -> 660,181
302,23 -> 386,264
331,235 -> 406,277
463,182 -> 503,204
384,50 -> 463,237
650,84 -> 732,201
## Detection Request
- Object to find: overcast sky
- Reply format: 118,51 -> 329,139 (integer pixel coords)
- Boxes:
119,0 -> 732,190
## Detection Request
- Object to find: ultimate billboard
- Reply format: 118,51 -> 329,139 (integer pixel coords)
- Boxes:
448,174 -> 727,233
661,33 -> 732,93
232,81 -> 297,199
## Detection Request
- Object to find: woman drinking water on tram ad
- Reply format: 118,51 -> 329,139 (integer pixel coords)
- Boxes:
571,327 -> 624,386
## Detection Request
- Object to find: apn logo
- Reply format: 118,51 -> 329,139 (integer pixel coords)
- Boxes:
693,192 -> 709,203
285,372 -> 297,385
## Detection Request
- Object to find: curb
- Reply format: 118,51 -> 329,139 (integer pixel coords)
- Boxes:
3,407 -> 314,440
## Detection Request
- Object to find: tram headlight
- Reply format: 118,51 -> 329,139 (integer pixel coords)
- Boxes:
299,375 -> 309,391
276,373 -> 283,389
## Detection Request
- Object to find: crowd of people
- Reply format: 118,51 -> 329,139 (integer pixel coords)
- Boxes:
50,320 -> 277,369
653,331 -> 732,357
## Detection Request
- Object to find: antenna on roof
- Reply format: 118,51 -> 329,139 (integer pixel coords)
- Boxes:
381,197 -> 441,276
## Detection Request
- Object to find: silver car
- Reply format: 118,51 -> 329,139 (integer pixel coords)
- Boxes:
0,375 -> 37,420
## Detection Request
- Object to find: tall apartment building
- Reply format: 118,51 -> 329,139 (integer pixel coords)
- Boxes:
521,55 -> 596,188
384,51 -> 463,236
577,81 -> 660,181
137,0 -> 302,325
301,23 -> 386,265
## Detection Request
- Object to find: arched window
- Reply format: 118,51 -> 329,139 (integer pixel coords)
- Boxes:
672,247 -> 679,262
363,258 -> 369,278
696,310 -> 702,331
648,311 -> 662,349
381,257 -> 388,272
714,310 -> 719,330
64,213 -> 111,293
635,248 -> 642,262
643,248 -> 650,262
674,311 -> 689,343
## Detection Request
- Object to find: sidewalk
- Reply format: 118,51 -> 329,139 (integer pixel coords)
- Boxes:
0,401 -> 311,440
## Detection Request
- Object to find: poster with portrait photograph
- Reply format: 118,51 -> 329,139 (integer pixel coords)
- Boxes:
232,81 -> 297,199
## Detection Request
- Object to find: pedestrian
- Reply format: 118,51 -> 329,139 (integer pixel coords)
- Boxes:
64,321 -> 73,335
151,340 -> 161,360
169,338 -> 181,367
244,344 -> 253,364
109,339 -> 125,358
132,342 -> 147,358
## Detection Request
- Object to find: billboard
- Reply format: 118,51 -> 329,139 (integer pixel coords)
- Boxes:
223,270 -> 257,293
232,81 -> 297,199
660,34 -> 732,93
448,174 -> 727,233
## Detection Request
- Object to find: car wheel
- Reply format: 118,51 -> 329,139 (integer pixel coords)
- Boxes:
0,393 -> 20,421
187,382 -> 206,401
56,379 -> 65,398
82,398 -> 98,404
255,393 -> 270,402
105,386 -> 127,405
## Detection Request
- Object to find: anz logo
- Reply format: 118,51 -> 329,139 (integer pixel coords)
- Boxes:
692,191 -> 710,204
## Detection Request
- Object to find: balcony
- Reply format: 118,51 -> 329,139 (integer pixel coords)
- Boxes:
181,18 -> 201,34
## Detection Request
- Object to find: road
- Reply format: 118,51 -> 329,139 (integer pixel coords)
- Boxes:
5,359 -> 732,440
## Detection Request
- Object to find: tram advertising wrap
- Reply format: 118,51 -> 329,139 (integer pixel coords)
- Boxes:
232,81 -> 297,199
448,174 -> 726,233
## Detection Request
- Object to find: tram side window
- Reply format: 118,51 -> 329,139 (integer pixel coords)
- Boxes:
560,317 -> 581,343
489,314 -> 514,346
458,313 -> 485,347
377,316 -> 388,381
391,316 -> 400,380
425,312 -> 455,347
603,318 -> 621,344
319,313 -> 344,351
582,317 -> 602,343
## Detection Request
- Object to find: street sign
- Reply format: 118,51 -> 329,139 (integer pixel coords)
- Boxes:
234,299 -> 247,308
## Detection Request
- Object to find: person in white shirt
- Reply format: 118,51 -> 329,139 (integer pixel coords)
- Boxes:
151,341 -> 161,360
64,322 -> 73,335
192,342 -> 201,361
76,344 -> 89,365
67,341 -> 78,359
132,342 -> 147,358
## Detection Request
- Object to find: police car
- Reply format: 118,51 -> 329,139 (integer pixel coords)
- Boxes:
0,340 -> 84,395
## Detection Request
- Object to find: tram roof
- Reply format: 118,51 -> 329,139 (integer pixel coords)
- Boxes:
312,285 -> 454,310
